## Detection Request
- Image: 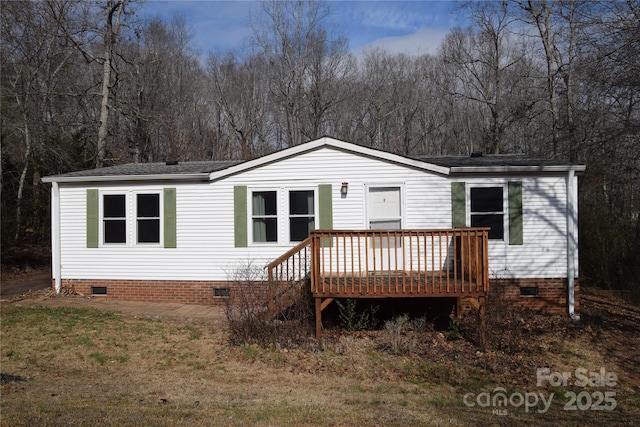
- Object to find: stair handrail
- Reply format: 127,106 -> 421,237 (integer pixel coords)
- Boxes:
266,237 -> 313,311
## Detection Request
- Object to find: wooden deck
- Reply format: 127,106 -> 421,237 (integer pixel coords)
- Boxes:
266,228 -> 490,339
315,271 -> 487,298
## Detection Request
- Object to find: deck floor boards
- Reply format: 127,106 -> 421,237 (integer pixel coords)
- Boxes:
313,271 -> 487,298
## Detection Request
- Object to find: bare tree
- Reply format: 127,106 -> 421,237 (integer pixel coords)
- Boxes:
1,0 -> 82,241
208,53 -> 272,160
441,1 -> 532,154
250,0 -> 349,147
53,0 -> 129,167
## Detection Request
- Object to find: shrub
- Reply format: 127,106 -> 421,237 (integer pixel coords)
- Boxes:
335,299 -> 379,331
225,261 -> 312,346
446,309 -> 462,340
459,288 -> 529,353
378,315 -> 432,355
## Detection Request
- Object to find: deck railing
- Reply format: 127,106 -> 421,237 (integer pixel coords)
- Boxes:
309,228 -> 489,297
266,228 -> 490,311
266,237 -> 312,312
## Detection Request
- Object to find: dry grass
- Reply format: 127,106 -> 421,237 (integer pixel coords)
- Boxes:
1,292 -> 639,426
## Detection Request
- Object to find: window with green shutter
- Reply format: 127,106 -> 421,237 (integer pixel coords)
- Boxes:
86,188 -> 177,248
470,187 -> 504,240
233,185 -> 333,245
460,182 -> 524,244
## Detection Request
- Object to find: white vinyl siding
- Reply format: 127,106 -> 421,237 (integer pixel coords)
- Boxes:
57,146 -> 574,282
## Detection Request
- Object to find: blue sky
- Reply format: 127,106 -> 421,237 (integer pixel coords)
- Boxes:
139,1 -> 463,56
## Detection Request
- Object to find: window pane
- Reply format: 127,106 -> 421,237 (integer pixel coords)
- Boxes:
289,190 -> 314,215
104,220 -> 126,243
370,220 -> 401,248
138,219 -> 160,243
253,218 -> 277,242
471,214 -> 504,239
137,194 -> 159,217
369,220 -> 401,230
104,195 -> 125,218
252,191 -> 277,216
471,187 -> 503,212
290,217 -> 314,241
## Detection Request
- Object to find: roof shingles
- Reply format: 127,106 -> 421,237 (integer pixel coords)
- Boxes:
50,160 -> 241,179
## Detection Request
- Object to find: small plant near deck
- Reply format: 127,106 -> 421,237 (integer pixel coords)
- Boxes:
380,314 -> 412,354
446,309 -> 462,340
379,315 -> 432,355
336,299 -> 379,331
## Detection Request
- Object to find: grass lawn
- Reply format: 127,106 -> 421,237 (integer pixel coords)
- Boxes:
1,294 -> 639,426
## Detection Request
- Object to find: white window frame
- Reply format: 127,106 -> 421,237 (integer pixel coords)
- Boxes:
135,191 -> 162,245
248,187 -> 319,246
100,191 -> 128,246
250,189 -> 280,245
287,188 -> 316,243
467,183 -> 507,242
99,190 -> 163,247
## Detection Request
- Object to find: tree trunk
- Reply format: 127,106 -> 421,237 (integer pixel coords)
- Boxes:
96,0 -> 124,167
15,108 -> 32,241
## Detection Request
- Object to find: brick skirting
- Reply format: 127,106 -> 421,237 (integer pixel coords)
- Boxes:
56,279 -> 248,306
491,277 -> 579,314
56,277 -> 578,315
460,277 -> 579,316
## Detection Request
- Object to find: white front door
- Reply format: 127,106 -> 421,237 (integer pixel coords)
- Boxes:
367,186 -> 402,271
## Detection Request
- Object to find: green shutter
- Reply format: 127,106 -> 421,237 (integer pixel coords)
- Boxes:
318,184 -> 333,230
451,182 -> 466,228
318,184 -> 333,247
508,181 -> 523,245
86,189 -> 99,248
234,186 -> 248,248
163,188 -> 177,248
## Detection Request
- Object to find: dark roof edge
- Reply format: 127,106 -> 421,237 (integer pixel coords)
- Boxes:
42,172 -> 212,184
449,164 -> 586,174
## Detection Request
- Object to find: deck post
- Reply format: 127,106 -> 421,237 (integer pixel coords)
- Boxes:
267,269 -> 274,313
315,298 -> 322,337
478,296 -> 486,349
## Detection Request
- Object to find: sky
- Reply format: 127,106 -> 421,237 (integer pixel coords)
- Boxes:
139,0 -> 464,57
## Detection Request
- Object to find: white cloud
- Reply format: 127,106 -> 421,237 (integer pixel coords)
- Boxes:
353,27 -> 448,57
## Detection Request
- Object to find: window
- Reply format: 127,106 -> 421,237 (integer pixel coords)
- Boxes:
289,190 -> 315,241
88,188 -> 175,248
252,191 -> 277,243
137,193 -> 160,243
103,194 -> 126,243
470,187 -> 504,240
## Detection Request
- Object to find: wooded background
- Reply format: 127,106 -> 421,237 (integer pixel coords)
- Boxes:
2,0 -> 638,300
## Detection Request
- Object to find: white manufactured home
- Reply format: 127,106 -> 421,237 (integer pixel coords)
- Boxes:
43,137 -> 585,331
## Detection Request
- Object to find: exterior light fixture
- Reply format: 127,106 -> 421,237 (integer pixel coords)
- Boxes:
341,182 -> 348,196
